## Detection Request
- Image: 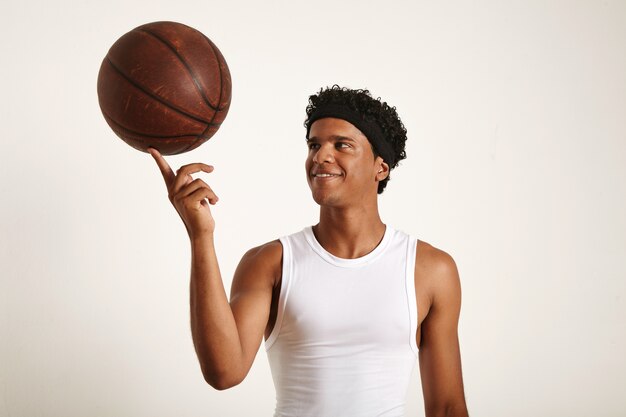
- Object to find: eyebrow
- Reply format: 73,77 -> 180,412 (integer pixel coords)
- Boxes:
306,135 -> 357,143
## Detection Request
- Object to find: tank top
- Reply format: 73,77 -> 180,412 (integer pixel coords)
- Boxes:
264,225 -> 419,417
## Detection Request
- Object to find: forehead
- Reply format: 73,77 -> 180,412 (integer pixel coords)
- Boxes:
308,118 -> 369,144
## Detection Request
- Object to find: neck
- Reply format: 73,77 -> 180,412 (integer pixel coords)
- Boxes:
313,203 -> 386,259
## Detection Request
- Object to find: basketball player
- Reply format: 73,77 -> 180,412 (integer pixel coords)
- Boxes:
149,86 -> 469,417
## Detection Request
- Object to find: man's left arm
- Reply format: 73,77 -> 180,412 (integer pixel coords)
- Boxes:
418,249 -> 469,417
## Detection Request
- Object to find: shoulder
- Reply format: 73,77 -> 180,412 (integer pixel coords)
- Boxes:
242,239 -> 283,262
240,239 -> 283,269
415,240 -> 458,278
236,240 -> 283,288
415,240 -> 462,309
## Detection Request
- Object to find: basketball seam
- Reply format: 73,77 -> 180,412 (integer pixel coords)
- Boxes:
137,28 -> 226,154
105,57 -> 218,128
200,34 -> 229,111
191,33 -> 226,152
102,110 -> 213,141
138,28 -> 220,112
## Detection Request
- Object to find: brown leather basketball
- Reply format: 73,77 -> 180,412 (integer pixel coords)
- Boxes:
97,21 -> 231,155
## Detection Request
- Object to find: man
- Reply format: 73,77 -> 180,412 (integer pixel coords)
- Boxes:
149,85 -> 469,417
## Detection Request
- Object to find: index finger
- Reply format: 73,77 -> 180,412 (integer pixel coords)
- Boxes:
148,147 -> 175,185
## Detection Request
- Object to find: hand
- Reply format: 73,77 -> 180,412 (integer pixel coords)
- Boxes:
148,147 -> 218,239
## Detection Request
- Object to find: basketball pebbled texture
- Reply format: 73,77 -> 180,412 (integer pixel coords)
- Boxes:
97,21 -> 231,155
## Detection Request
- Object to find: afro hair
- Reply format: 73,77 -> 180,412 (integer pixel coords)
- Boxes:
304,85 -> 407,194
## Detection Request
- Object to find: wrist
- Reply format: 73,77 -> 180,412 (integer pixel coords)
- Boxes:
189,231 -> 215,246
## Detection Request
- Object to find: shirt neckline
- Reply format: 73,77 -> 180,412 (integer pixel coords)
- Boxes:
303,224 -> 394,268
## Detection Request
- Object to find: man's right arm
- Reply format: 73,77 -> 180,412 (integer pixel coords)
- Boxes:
189,235 -> 280,390
148,147 -> 279,390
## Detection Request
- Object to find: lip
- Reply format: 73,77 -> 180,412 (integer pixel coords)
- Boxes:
310,172 -> 343,184
311,172 -> 342,178
310,169 -> 343,176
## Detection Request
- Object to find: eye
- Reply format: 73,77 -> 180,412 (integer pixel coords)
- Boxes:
307,142 -> 320,150
336,142 -> 350,149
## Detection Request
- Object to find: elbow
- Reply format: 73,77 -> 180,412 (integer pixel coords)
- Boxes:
426,403 -> 469,417
204,378 -> 242,391
202,368 -> 244,391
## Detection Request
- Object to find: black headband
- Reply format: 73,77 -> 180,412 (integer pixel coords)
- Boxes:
306,103 -> 396,166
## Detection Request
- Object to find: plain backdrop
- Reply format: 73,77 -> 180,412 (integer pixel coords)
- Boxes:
1,1 -> 625,416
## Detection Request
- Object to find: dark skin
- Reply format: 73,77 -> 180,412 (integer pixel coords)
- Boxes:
149,117 -> 468,416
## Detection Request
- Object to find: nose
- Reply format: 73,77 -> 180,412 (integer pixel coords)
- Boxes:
313,143 -> 335,165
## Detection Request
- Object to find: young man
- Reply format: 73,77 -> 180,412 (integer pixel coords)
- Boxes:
149,86 -> 469,417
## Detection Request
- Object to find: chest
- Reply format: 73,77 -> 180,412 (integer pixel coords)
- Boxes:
279,257 -> 413,350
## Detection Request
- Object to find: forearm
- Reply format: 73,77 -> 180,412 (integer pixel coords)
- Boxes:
425,400 -> 469,417
189,233 -> 243,389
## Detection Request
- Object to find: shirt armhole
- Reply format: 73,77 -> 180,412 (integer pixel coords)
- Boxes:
405,236 -> 419,356
264,235 -> 291,351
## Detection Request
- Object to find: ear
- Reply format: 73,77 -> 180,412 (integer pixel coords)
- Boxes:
375,157 -> 390,182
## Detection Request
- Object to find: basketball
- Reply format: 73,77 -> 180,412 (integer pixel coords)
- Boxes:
97,21 -> 231,155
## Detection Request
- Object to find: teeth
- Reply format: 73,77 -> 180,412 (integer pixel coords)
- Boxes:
315,174 -> 338,177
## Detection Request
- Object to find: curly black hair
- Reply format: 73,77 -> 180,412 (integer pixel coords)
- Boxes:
304,85 -> 407,194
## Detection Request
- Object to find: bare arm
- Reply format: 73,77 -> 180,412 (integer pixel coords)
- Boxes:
189,237 -> 280,390
418,248 -> 469,417
149,148 -> 279,390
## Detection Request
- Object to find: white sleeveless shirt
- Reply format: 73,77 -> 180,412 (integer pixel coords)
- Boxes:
264,225 -> 419,417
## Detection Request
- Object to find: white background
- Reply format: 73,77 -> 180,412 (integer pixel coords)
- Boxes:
1,1 -> 625,416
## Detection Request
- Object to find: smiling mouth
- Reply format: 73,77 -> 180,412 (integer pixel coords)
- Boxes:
312,173 -> 342,178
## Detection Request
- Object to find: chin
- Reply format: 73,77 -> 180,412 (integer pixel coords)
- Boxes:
310,190 -> 343,207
